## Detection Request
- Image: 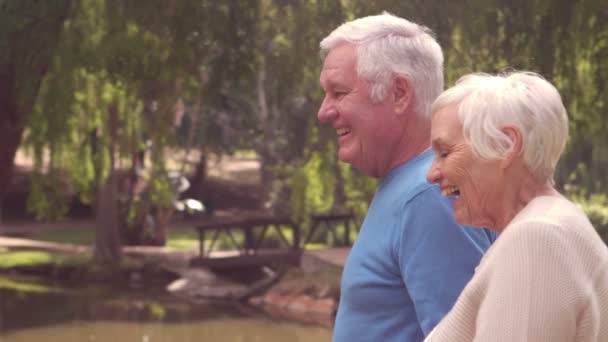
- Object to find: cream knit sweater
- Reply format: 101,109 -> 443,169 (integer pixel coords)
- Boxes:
426,196 -> 608,342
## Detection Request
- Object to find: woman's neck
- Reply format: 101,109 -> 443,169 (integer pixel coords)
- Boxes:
493,170 -> 559,234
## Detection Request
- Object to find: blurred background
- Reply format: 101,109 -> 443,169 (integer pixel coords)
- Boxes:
0,0 -> 607,341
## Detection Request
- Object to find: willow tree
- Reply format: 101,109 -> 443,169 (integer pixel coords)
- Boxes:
341,0 -> 608,196
551,0 -> 608,195
247,0 -> 362,222
11,0 -> 607,257
280,0 -> 608,228
24,0 -> 256,262
25,0 -> 153,262
433,0 -> 608,194
0,0 -> 74,223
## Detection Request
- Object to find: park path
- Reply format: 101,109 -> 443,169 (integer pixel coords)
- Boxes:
0,216 -> 351,268
0,235 -> 350,268
0,235 -> 196,269
0,235 -> 89,254
306,248 -> 350,267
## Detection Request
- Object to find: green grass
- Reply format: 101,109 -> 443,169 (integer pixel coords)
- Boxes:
31,227 -> 95,245
166,229 -> 199,251
148,301 -> 167,320
28,226 -> 201,251
302,243 -> 326,250
0,276 -> 64,293
24,223 -> 345,252
0,251 -> 59,268
232,149 -> 258,159
0,251 -> 86,269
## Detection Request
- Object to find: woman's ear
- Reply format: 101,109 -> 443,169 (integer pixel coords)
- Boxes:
393,76 -> 413,114
500,126 -> 522,169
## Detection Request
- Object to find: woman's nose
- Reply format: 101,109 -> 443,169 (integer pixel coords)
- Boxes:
426,159 -> 441,184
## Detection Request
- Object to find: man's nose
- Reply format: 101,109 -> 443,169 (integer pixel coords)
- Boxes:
317,97 -> 337,123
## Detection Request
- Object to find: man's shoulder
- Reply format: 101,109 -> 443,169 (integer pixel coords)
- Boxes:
379,151 -> 436,200
399,181 -> 446,211
399,185 -> 497,242
375,177 -> 438,210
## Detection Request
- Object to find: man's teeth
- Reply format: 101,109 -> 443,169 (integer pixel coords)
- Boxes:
336,128 -> 351,136
442,186 -> 459,197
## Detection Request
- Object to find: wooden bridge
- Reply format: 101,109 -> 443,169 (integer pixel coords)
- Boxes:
190,212 -> 356,269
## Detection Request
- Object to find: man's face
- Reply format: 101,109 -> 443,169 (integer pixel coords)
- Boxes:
318,44 -> 396,177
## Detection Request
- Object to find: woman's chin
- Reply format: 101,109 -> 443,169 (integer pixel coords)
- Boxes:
453,210 -> 472,227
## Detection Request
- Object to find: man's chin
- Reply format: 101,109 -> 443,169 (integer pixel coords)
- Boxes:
338,154 -> 374,176
337,149 -> 349,160
337,152 -> 357,166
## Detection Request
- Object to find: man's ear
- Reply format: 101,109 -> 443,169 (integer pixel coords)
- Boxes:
393,76 -> 413,114
500,126 -> 523,169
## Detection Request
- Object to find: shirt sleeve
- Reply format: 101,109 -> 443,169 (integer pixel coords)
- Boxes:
397,186 -> 494,336
472,221 -> 579,342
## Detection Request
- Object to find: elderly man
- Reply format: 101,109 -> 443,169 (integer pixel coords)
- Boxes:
317,13 -> 496,342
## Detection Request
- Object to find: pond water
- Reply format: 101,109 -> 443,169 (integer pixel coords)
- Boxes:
0,320 -> 331,342
0,276 -> 331,342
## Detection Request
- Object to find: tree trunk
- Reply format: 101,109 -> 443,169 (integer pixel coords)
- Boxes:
94,103 -> 122,263
0,71 -> 25,225
256,63 -> 276,211
184,148 -> 208,200
153,206 -> 174,245
333,160 -> 347,211
94,172 -> 122,263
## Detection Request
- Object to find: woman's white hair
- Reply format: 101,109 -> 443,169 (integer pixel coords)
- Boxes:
431,72 -> 569,182
320,12 -> 444,118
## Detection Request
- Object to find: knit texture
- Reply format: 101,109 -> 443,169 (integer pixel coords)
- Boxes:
426,196 -> 608,342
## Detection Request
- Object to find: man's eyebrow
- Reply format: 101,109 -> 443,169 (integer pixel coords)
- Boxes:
322,79 -> 346,89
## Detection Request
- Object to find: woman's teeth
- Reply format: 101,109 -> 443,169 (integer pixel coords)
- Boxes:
442,185 -> 460,197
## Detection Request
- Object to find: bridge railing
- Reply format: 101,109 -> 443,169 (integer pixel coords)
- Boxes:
304,212 -> 357,247
196,216 -> 300,258
191,211 -> 356,268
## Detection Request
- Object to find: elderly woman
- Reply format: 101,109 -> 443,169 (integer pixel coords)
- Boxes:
424,72 -> 608,341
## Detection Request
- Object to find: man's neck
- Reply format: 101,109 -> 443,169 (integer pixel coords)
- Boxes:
378,117 -> 431,179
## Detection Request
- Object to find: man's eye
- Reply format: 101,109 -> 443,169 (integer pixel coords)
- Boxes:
439,151 -> 449,158
335,91 -> 347,98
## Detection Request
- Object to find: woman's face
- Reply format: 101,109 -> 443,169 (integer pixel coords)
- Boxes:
426,104 -> 504,228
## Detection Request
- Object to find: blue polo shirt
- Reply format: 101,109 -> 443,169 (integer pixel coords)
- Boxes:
333,150 -> 496,342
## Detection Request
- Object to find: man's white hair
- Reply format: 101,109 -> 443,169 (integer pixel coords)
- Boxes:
431,72 -> 569,182
320,12 -> 444,118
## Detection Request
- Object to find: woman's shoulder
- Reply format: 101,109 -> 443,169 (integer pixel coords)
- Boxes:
508,196 -> 594,237
497,196 -> 608,272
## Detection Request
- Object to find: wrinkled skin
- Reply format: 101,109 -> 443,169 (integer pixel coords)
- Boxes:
426,104 -> 504,229
317,43 -> 410,178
